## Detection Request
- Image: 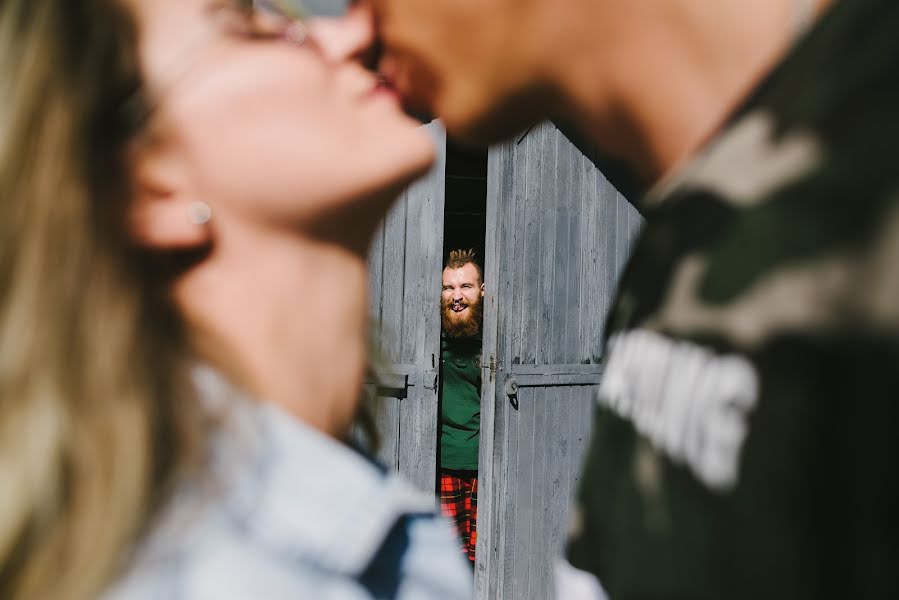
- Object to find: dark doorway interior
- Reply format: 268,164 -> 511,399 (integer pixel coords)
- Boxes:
443,138 -> 488,266
436,138 -> 489,561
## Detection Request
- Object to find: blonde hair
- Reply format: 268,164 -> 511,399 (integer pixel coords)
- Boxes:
0,1 -> 201,598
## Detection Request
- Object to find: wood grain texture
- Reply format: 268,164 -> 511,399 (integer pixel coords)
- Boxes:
476,122 -> 643,600
367,122 -> 446,492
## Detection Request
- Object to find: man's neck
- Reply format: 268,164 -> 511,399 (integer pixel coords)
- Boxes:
544,0 -> 832,184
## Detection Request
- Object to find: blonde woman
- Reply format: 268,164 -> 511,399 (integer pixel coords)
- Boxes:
0,0 -> 470,598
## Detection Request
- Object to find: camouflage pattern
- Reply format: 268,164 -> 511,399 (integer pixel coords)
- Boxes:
567,1 -> 899,598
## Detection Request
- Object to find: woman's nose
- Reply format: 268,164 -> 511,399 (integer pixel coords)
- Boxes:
307,1 -> 376,63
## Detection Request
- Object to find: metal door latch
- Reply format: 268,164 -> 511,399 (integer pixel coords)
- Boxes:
423,368 -> 438,391
488,354 -> 497,382
504,377 -> 519,410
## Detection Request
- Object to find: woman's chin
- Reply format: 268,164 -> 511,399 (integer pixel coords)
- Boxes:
380,128 -> 437,190
405,124 -> 439,175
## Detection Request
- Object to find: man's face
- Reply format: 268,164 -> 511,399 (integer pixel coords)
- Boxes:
370,0 -> 545,143
441,263 -> 485,338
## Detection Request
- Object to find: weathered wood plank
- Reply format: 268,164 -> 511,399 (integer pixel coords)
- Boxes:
396,123 -> 445,491
509,363 -> 604,376
511,390 -> 536,598
561,136 -> 580,366
551,127 -> 571,366
546,386 -> 568,558
529,388 -> 552,599
480,121 -> 644,600
367,122 -> 446,492
378,194 -> 407,361
475,137 -> 512,600
538,123 -> 558,366
521,124 -> 544,365
368,223 -> 385,333
374,397 -> 400,470
595,169 -> 619,354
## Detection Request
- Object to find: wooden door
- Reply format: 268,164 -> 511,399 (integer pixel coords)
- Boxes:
476,122 -> 642,599
367,123 -> 446,492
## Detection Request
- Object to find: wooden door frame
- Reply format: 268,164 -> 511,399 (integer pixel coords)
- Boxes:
474,139 -> 510,600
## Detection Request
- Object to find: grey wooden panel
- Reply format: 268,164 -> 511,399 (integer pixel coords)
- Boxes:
537,124 -> 558,366
500,386 -> 597,599
529,390 -> 550,598
560,139 -> 580,365
396,124 -> 446,489
374,397 -> 401,470
370,172 -> 409,474
594,170 -> 621,352
500,123 -> 641,367
368,223 -> 385,334
477,122 -> 643,600
380,200 -> 407,359
521,125 -> 544,365
367,122 -> 446,492
475,138 -> 510,600
510,386 -> 536,599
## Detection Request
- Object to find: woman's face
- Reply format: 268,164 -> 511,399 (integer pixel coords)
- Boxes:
127,0 -> 434,235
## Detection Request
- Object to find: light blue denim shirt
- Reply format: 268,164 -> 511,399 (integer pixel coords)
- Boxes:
104,368 -> 472,599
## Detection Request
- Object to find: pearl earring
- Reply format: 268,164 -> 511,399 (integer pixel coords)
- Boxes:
187,201 -> 211,225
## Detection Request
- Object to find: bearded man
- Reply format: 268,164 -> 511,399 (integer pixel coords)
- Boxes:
439,249 -> 485,564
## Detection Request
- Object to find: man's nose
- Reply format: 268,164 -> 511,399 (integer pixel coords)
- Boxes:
307,1 -> 376,64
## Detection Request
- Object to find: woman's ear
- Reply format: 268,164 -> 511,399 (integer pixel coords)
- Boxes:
127,141 -> 212,250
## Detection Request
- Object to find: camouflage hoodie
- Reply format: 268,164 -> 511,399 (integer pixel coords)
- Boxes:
568,1 -> 899,598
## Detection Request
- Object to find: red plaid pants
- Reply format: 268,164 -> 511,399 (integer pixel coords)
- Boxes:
440,469 -> 478,562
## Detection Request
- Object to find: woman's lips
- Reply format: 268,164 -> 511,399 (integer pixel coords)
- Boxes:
364,74 -> 401,105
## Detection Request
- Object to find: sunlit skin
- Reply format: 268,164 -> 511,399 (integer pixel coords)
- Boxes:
335,0 -> 832,183
126,0 -> 435,438
441,263 -> 484,328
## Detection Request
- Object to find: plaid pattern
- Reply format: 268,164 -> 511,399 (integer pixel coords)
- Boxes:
440,470 -> 478,562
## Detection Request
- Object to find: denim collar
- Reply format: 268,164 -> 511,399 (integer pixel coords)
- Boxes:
193,366 -> 437,577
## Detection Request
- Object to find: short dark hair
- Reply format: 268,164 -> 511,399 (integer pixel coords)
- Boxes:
444,248 -> 483,283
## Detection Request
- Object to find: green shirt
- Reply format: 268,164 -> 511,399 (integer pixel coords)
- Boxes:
568,1 -> 899,597
440,335 -> 482,470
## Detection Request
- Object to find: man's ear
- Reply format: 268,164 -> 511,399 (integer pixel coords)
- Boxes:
480,282 -> 485,297
127,142 -> 212,250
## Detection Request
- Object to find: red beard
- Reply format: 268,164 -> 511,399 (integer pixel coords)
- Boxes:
442,295 -> 483,338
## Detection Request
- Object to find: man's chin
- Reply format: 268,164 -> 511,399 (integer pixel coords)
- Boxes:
442,313 -> 481,339
436,81 -> 549,146
440,105 -> 534,147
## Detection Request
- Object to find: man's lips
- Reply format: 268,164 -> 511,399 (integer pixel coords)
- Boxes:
378,55 -> 434,116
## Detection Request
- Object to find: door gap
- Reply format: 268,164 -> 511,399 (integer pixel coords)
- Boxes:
435,137 -> 489,532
